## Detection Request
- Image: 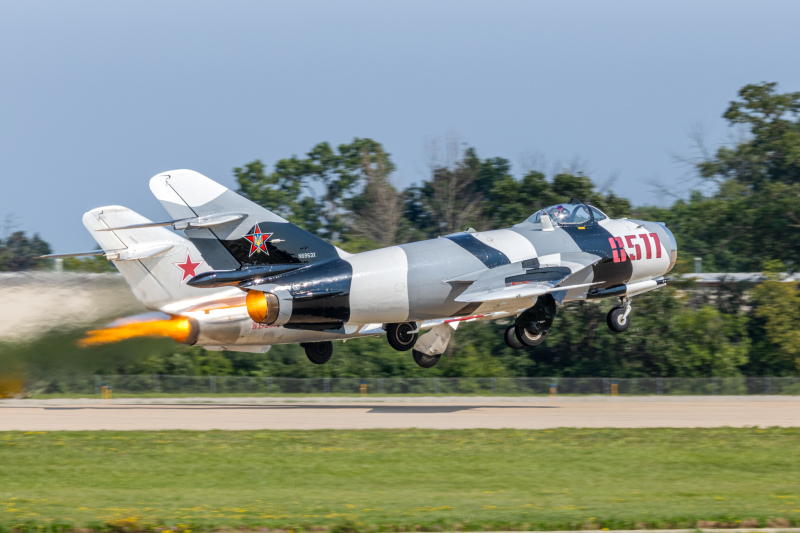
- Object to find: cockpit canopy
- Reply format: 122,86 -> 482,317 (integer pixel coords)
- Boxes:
521,199 -> 608,227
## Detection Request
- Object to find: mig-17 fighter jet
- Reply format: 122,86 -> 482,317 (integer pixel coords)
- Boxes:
49,170 -> 676,368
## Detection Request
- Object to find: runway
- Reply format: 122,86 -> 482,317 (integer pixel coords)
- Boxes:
1,396 -> 799,430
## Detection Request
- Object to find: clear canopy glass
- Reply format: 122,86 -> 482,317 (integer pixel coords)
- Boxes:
523,203 -> 608,226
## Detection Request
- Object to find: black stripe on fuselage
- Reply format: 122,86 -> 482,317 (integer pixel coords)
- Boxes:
444,233 -> 511,268
559,224 -> 632,288
257,258 -> 353,326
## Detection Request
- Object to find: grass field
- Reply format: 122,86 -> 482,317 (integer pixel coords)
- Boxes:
1,429 -> 799,532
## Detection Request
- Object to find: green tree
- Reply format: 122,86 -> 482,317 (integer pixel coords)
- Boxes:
0,231 -> 51,271
404,147 -> 486,238
644,83 -> 800,272
235,139 -> 395,248
699,82 -> 800,189
343,146 -> 406,251
748,262 -> 800,375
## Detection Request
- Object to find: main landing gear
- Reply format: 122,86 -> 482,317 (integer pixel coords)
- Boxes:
386,322 -> 418,351
607,299 -> 632,333
301,341 -> 333,364
412,350 -> 441,368
387,322 -> 443,368
504,325 -> 524,349
506,294 -> 556,350
505,294 -> 634,348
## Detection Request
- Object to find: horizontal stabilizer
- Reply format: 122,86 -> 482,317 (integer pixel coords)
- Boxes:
40,243 -> 175,261
81,205 -> 229,309
39,250 -> 110,259
98,212 -> 247,232
105,242 -> 175,261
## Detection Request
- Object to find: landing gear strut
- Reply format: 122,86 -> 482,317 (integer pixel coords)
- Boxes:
386,322 -> 418,351
607,299 -> 632,333
302,341 -> 333,364
513,294 -> 557,348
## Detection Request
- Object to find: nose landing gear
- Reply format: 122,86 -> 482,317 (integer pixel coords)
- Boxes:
607,299 -> 632,333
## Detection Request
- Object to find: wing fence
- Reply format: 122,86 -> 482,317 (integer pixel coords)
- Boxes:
22,375 -> 800,397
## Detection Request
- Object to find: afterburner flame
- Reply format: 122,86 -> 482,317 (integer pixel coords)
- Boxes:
246,290 -> 280,324
79,316 -> 193,347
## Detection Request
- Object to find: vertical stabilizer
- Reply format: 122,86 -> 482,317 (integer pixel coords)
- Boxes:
149,170 -> 344,270
82,206 -> 221,309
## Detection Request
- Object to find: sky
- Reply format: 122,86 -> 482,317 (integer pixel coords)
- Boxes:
1,0 -> 799,253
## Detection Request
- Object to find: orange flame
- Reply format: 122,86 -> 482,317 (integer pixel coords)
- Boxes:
78,317 -> 193,347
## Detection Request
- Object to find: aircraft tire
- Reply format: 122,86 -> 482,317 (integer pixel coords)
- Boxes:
515,325 -> 546,347
412,349 -> 441,368
607,307 -> 630,333
303,341 -> 333,364
386,322 -> 418,351
504,325 -> 524,349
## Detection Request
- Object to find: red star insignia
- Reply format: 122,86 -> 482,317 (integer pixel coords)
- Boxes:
243,223 -> 273,256
173,251 -> 204,283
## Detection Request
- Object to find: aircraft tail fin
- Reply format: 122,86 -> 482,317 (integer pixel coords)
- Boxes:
149,170 -> 344,271
82,206 -> 217,309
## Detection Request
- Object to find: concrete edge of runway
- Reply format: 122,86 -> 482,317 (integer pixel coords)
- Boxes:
2,395 -> 800,406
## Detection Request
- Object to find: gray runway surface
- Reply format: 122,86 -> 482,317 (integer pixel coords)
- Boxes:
1,396 -> 799,430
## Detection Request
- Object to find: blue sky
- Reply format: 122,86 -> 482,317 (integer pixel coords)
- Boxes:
1,0 -> 798,252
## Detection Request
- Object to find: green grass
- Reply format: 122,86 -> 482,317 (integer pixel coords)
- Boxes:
1,429 -> 799,532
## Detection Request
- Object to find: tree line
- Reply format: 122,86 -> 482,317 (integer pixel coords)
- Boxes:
5,82 -> 800,377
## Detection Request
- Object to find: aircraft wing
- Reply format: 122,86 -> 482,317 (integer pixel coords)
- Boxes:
453,252 -> 604,303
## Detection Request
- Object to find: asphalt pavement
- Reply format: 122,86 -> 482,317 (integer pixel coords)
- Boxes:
1,396 -> 798,430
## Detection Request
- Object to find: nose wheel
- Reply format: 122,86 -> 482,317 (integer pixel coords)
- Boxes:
607,300 -> 632,333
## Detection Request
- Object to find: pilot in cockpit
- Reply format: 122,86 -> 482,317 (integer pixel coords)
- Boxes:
551,205 -> 570,223
518,199 -> 608,228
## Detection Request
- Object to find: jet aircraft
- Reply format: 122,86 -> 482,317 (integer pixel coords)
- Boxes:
49,170 -> 677,368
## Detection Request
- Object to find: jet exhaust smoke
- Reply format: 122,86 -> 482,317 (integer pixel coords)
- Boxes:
0,272 -> 144,343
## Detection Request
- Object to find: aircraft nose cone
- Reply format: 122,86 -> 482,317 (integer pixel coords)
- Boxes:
660,223 -> 678,273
